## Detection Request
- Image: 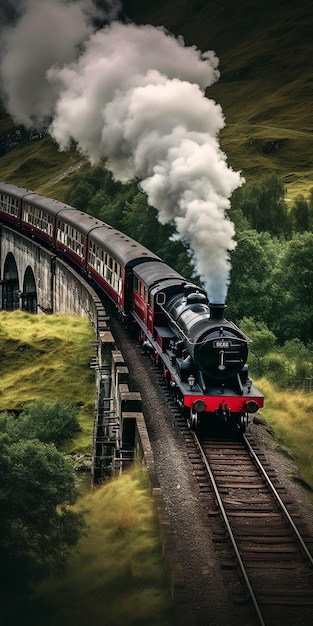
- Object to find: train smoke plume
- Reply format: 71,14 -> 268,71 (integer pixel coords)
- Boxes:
0,1 -> 243,303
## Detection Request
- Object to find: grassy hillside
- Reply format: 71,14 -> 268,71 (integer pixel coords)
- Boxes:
0,1 -> 312,199
124,0 -> 313,200
0,313 -> 174,626
33,466 -> 174,626
0,311 -> 95,453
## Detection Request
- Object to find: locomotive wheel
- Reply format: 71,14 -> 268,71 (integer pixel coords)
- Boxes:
239,414 -> 246,433
187,409 -> 198,431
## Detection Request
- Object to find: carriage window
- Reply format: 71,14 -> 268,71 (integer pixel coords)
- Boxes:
87,246 -> 122,294
133,275 -> 139,292
23,202 -> 53,234
0,194 -> 19,217
96,245 -> 101,268
156,292 -> 166,305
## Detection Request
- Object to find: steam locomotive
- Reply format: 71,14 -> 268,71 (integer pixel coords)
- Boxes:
0,181 -> 264,431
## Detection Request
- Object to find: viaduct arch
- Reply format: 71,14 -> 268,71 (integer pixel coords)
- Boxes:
2,252 -> 37,312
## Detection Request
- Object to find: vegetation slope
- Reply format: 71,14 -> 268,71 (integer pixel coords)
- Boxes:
124,0 -> 313,199
0,312 -> 174,626
0,310 -> 95,452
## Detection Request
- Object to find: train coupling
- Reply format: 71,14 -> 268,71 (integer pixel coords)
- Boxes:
215,403 -> 231,422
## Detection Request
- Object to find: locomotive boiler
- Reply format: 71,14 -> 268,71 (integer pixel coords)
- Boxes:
165,287 -> 249,381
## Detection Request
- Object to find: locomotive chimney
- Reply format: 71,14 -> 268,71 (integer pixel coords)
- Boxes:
209,303 -> 226,322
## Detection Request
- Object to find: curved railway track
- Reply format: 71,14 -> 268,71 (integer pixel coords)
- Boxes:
106,302 -> 313,625
190,431 -> 313,626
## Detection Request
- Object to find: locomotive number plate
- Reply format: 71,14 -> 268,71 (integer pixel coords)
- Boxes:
213,340 -> 230,349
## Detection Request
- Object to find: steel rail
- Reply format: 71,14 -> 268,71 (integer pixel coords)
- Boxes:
193,433 -> 266,626
243,434 -> 313,567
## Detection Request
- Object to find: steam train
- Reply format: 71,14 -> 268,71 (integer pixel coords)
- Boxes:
0,181 -> 264,431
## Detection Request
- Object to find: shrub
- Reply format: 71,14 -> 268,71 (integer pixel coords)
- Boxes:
18,400 -> 81,447
263,353 -> 290,387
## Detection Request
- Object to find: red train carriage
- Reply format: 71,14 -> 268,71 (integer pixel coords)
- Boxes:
55,209 -> 101,272
87,227 -> 163,313
0,182 -> 30,228
131,260 -> 186,334
21,193 -> 76,247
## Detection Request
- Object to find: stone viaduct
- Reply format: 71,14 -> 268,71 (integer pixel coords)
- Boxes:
0,224 -> 100,319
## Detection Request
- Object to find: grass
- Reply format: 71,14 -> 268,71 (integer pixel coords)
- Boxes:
255,377 -> 313,490
0,310 -> 96,453
0,316 -> 175,626
31,465 -> 175,626
0,135 -> 87,198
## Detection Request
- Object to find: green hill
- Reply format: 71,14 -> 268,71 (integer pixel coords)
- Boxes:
124,0 -> 313,200
0,0 -> 312,199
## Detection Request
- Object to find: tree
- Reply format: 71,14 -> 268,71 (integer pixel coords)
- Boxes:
64,180 -> 94,212
275,232 -> 313,342
289,194 -> 312,232
227,229 -> 277,323
122,192 -> 160,250
239,317 -> 277,374
231,175 -> 290,236
282,338 -> 313,386
64,166 -> 138,228
0,414 -> 85,602
257,175 -> 289,236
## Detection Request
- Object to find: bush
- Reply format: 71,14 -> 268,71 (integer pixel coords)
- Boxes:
263,353 -> 290,387
17,400 -> 81,447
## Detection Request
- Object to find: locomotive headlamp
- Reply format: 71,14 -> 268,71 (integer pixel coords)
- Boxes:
245,400 -> 259,414
246,377 -> 252,392
193,399 -> 206,413
188,374 -> 195,389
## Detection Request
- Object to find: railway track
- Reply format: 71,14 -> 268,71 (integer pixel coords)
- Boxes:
188,431 -> 313,626
104,306 -> 313,624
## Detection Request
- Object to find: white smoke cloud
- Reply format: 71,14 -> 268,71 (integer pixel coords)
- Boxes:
0,3 -> 243,303
0,0 -> 121,126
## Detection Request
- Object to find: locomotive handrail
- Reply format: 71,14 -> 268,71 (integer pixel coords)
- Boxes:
159,302 -> 251,346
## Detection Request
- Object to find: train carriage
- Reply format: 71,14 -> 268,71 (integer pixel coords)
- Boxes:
21,193 -> 76,247
87,227 -> 163,313
0,182 -> 30,228
55,209 -> 102,271
131,260 -> 187,335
